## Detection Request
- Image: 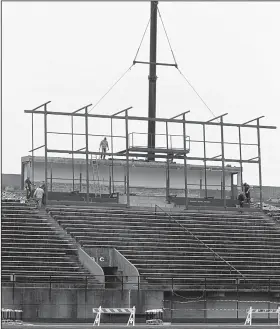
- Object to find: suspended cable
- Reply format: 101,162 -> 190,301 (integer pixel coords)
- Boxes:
157,8 -> 178,66
177,67 -> 216,118
133,3 -> 158,62
156,7 -> 216,118
88,64 -> 134,113
133,17 -> 151,62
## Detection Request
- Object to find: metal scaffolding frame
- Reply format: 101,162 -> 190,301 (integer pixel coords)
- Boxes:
25,102 -> 276,210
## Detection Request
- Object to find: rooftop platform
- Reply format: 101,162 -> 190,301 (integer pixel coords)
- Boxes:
21,155 -> 241,173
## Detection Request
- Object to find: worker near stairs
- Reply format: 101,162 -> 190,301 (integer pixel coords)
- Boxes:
99,137 -> 109,160
25,177 -> 32,200
41,183 -> 46,206
238,191 -> 245,212
34,185 -> 44,209
243,183 -> 251,204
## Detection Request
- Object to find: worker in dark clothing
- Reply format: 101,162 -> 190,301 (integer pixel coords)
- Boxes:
99,137 -> 109,160
238,192 -> 245,212
243,183 -> 251,203
25,177 -> 32,200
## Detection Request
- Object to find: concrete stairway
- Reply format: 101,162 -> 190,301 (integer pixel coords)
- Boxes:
46,206 -> 280,289
1,201 -> 99,287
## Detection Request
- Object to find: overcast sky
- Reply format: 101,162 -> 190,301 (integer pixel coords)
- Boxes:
2,1 -> 280,186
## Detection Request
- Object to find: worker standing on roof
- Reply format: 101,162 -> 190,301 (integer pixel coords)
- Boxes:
99,137 -> 109,160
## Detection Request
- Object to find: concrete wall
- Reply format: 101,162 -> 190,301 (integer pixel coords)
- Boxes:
2,287 -> 163,322
22,158 -> 237,192
3,287 -> 277,323
163,291 -> 279,322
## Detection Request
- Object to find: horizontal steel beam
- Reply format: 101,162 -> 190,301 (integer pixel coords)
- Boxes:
28,101 -> 51,113
112,106 -> 133,116
207,113 -> 228,123
72,103 -> 92,114
211,154 -> 222,159
75,147 -> 86,152
47,148 -> 259,163
242,116 -> 265,125
247,156 -> 259,161
47,131 -> 125,138
24,110 -> 277,129
170,110 -> 190,119
189,139 -> 257,146
28,144 -> 45,152
133,60 -> 177,67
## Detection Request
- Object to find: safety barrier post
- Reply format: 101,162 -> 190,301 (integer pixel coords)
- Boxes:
245,307 -> 280,326
93,306 -> 136,326
1,308 -> 23,325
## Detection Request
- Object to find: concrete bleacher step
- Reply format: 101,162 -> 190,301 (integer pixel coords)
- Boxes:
71,230 -> 280,242
50,210 -> 267,220
1,204 -> 100,283
46,205 -> 280,284
78,239 -> 280,251
50,216 -> 269,229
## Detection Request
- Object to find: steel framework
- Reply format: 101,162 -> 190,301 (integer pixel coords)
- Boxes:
25,102 -> 276,209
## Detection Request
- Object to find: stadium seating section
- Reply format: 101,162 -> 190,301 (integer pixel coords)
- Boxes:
47,206 -> 280,287
1,200 -> 98,286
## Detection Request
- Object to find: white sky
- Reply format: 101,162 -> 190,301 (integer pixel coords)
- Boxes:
2,1 -> 280,186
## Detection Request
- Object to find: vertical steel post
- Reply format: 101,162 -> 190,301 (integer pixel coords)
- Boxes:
44,104 -> 48,205
12,275 -> 15,304
165,122 -> 170,201
257,119 -> 263,210
203,124 -> 207,198
31,113 -> 34,184
124,175 -> 127,195
231,173 -> 234,199
71,116 -> 75,191
236,278 -> 239,320
204,278 -> 207,322
110,118 -> 114,193
109,176 -> 112,194
85,108 -> 90,203
268,278 -> 271,318
147,1 -> 158,161
50,164 -> 53,192
183,114 -> 188,210
171,277 -> 174,323
220,117 -> 226,209
238,126 -> 243,191
49,275 -> 52,301
85,276 -> 88,303
125,110 -> 130,207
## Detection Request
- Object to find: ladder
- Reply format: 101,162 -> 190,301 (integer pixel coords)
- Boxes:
91,155 -> 102,197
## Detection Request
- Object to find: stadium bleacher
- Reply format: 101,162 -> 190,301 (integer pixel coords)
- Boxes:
1,200 -> 99,286
47,206 -> 280,288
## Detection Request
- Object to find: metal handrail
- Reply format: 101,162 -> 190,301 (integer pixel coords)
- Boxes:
155,204 -> 246,279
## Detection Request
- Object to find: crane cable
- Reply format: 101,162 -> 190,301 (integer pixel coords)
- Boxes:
157,8 -> 178,66
133,6 -> 156,62
88,4 -> 216,118
177,68 -> 216,117
88,64 -> 134,113
158,7 -> 216,118
88,5 -> 157,113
